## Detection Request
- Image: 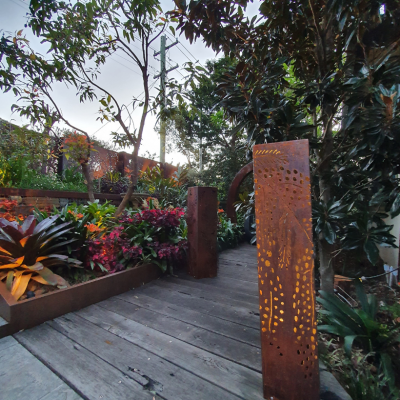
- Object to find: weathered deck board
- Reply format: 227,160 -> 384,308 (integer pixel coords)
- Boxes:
77,304 -> 264,399
15,324 -> 157,400
177,273 -> 259,296
114,291 -> 261,346
152,279 -> 259,309
97,296 -> 262,370
7,243 -> 267,400
0,336 -> 81,400
123,283 -> 260,328
158,275 -> 259,305
47,313 -> 238,400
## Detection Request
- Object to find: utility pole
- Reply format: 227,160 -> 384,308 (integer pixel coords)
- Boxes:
199,106 -> 203,173
154,35 -> 178,164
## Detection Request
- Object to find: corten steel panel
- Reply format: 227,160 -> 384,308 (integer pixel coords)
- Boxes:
253,140 -> 319,400
0,188 -> 121,201
187,187 -> 218,279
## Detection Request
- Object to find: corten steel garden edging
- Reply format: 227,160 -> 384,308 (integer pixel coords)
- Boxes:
0,187 -> 122,201
0,263 -> 161,338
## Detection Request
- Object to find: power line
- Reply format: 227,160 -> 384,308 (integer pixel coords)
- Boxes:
7,0 -> 28,11
92,79 -> 158,135
114,51 -> 158,76
110,56 -> 142,76
163,29 -> 205,68
113,79 -> 158,134
165,55 -> 185,78
16,0 -> 29,8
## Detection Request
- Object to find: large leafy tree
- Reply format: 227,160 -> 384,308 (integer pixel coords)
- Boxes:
172,0 -> 400,291
0,0 -> 169,208
166,57 -> 248,197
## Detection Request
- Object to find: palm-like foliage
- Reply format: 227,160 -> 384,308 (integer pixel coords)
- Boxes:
0,215 -> 81,300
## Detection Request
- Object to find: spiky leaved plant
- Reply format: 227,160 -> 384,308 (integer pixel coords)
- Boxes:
0,215 -> 81,300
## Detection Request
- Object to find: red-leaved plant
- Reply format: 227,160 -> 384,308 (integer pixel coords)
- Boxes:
85,207 -> 187,274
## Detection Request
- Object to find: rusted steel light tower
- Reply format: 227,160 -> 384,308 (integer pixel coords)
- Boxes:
253,140 -> 319,400
186,186 -> 218,279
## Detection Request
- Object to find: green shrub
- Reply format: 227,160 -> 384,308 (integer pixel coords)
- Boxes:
17,168 -> 87,192
217,211 -> 242,250
137,166 -> 188,208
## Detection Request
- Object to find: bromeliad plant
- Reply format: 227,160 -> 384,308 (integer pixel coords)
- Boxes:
0,215 -> 82,300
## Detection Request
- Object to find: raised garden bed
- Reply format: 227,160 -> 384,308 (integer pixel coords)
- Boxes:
0,263 -> 161,338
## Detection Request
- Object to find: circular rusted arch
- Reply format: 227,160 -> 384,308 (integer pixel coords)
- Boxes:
226,161 -> 253,223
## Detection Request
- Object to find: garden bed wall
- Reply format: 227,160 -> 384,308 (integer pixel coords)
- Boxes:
0,188 -> 122,216
0,262 -> 162,338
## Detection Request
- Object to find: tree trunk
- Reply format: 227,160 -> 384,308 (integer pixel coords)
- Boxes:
318,102 -> 335,293
318,235 -> 334,293
115,153 -> 139,216
81,163 -> 95,202
318,167 -> 334,292
114,63 -> 150,217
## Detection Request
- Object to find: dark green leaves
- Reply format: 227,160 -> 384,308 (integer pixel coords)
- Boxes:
363,239 -> 379,266
313,198 -> 347,245
318,285 -> 400,358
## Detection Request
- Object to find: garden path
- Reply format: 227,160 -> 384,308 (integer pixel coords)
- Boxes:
0,243 -> 350,400
1,244 -> 261,400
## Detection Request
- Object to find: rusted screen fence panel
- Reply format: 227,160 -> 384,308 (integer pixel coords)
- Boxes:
253,140 -> 319,400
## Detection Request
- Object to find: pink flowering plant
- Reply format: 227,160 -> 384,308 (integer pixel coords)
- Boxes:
85,225 -> 143,273
84,206 -> 187,274
119,207 -> 188,273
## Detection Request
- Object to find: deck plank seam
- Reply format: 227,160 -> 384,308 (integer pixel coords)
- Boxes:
76,310 -> 259,400
94,301 -> 263,373
110,295 -> 262,348
115,291 -> 260,330
45,317 -> 170,400
12,333 -> 90,400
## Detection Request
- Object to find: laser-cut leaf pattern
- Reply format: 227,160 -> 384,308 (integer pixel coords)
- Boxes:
254,141 -> 319,393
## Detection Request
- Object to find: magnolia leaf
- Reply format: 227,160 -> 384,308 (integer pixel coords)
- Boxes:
363,240 -> 379,265
323,222 -> 336,244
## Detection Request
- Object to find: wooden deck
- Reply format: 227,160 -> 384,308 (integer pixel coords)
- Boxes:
1,244 -> 263,400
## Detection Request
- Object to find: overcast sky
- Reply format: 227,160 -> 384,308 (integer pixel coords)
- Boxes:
1,0 -> 260,165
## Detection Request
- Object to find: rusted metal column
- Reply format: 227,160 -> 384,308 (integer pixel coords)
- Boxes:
226,161 -> 254,223
116,152 -> 128,176
253,140 -> 319,400
186,187 -> 218,279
